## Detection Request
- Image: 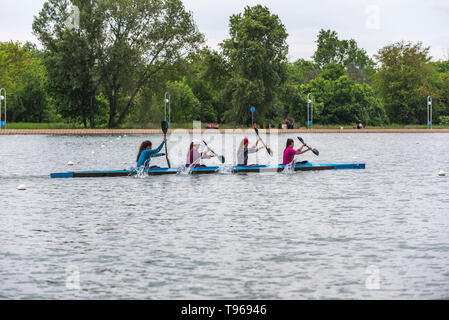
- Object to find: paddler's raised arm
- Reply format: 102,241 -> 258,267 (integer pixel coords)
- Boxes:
296,144 -> 311,155
152,152 -> 166,158
153,138 -> 166,154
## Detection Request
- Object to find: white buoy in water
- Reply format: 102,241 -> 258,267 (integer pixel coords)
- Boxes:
438,170 -> 446,176
17,185 -> 27,191
67,161 -> 74,166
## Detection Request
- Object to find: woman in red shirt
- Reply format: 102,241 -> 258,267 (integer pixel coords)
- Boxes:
283,138 -> 311,165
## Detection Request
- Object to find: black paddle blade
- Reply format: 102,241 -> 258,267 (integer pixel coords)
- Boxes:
267,148 -> 273,156
218,156 -> 225,164
161,121 -> 168,134
254,127 -> 259,136
297,137 -> 305,145
312,148 -> 319,156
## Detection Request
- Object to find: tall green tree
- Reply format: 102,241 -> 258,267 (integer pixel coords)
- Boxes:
375,42 -> 438,124
33,0 -> 203,128
432,60 -> 449,121
433,60 -> 449,73
221,5 -> 289,124
33,0 -> 105,127
288,63 -> 388,126
288,58 -> 319,85
195,49 -> 231,123
97,0 -> 203,127
0,42 -> 50,122
313,29 -> 374,83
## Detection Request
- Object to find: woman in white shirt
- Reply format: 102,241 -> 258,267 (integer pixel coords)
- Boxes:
236,138 -> 264,166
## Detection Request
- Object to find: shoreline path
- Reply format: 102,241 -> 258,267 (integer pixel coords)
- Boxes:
1,129 -> 449,135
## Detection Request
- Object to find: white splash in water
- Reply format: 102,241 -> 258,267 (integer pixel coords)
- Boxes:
218,165 -> 233,175
135,166 -> 146,178
282,161 -> 295,174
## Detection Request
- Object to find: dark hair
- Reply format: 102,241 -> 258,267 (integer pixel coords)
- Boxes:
187,142 -> 194,155
286,138 -> 294,149
137,140 -> 152,162
187,142 -> 194,164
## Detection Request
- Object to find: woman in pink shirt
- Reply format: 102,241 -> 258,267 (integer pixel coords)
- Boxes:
283,138 -> 311,165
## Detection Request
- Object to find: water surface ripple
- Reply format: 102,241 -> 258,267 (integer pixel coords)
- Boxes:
0,133 -> 448,299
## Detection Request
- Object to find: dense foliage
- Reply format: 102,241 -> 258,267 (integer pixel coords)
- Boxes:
0,2 -> 448,128
374,42 -> 439,124
0,42 -> 51,122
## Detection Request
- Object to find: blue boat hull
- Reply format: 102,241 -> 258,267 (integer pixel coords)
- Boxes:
50,162 -> 366,178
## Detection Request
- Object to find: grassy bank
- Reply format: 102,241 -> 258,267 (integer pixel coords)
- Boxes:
4,122 -> 84,129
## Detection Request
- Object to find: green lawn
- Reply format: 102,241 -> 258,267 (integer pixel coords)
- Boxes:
4,122 -> 84,129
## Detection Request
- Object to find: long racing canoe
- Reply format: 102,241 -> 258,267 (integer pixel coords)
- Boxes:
50,162 -> 365,178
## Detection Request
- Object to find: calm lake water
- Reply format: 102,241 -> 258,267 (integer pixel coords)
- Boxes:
1,132 -> 448,299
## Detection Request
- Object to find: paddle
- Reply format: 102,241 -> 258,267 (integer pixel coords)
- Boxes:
202,140 -> 225,164
254,127 -> 273,156
161,121 -> 171,168
297,137 -> 319,156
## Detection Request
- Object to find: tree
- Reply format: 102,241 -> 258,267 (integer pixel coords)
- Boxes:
15,63 -> 48,122
221,5 -> 289,124
433,60 -> 449,74
174,49 -> 222,123
375,42 -> 438,124
432,60 -> 449,121
196,48 -> 231,123
289,63 -> 388,126
98,0 -> 204,127
439,73 -> 449,123
0,42 -> 50,122
166,78 -> 200,123
288,58 -> 319,84
33,0 -> 204,128
313,29 -> 374,82
33,0 -> 105,127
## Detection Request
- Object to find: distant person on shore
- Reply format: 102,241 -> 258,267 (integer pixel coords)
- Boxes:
357,120 -> 364,129
284,119 -> 291,129
289,118 -> 295,129
136,139 -> 167,168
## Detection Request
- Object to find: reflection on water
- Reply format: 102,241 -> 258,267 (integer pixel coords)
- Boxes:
0,133 -> 448,299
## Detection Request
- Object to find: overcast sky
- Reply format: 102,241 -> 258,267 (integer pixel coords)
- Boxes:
1,0 -> 448,61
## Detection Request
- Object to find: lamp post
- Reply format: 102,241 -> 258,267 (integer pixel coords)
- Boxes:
250,106 -> 255,127
427,96 -> 432,130
164,92 -> 171,128
307,93 -> 313,129
0,88 -> 6,129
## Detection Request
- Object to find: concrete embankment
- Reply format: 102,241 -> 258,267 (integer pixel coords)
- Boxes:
1,128 -> 449,135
